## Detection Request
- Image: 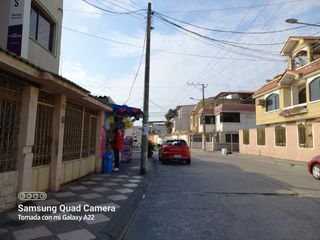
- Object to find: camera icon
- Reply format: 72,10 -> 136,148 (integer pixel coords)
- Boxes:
18,192 -> 47,201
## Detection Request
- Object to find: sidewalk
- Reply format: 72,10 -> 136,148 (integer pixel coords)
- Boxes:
191,149 -> 308,167
0,152 -> 154,240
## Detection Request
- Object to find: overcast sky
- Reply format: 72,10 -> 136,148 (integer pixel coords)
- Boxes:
60,0 -> 320,121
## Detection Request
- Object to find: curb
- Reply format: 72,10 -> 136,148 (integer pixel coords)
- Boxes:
101,158 -> 156,240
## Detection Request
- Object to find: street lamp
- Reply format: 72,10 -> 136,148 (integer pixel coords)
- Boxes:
285,18 -> 320,27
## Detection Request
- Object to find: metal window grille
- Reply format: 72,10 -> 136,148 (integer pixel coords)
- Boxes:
63,102 -> 83,161
89,116 -> 97,155
275,126 -> 286,146
243,130 -> 249,145
298,123 -> 313,148
32,91 -> 54,167
257,128 -> 266,146
0,76 -> 22,172
81,111 -> 91,158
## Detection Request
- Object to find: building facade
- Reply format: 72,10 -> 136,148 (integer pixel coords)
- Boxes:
0,0 -> 114,212
240,36 -> 320,162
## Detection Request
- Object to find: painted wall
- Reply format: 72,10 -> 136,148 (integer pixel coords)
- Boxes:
239,122 -> 320,162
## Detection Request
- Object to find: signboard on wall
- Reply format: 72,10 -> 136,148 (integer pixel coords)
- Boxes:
7,0 -> 31,57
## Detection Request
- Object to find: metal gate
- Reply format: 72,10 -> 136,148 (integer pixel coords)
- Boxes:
32,91 -> 54,191
0,75 -> 22,173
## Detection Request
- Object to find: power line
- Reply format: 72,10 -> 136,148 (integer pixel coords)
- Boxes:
63,26 -> 285,62
153,14 -> 282,56
160,0 -> 314,13
123,27 -> 146,104
82,0 -> 145,14
154,11 -> 311,35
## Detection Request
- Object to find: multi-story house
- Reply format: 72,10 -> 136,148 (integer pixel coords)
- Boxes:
190,92 -> 256,151
0,0 -> 113,212
240,36 -> 320,162
171,104 -> 196,144
148,121 -> 167,144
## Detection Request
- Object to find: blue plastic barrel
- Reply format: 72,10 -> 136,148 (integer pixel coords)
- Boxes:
103,152 -> 113,173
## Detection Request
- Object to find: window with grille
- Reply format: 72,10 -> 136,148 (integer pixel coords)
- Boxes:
0,76 -> 22,172
275,126 -> 286,146
298,123 -> 313,148
63,102 -> 83,161
243,130 -> 249,145
257,128 -> 266,146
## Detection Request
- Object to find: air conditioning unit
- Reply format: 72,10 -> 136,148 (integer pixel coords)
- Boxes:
256,99 -> 266,107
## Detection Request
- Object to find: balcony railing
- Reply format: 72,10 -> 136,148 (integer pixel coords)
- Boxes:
279,103 -> 307,117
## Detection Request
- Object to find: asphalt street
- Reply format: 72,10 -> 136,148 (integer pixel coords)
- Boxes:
123,151 -> 320,240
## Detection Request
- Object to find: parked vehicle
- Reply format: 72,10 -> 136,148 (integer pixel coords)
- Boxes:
159,139 -> 191,165
308,155 -> 320,180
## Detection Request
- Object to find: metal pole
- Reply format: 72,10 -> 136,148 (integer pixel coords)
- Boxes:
140,2 -> 152,175
202,84 -> 206,151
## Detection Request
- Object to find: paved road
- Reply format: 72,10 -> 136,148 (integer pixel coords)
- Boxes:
123,151 -> 320,240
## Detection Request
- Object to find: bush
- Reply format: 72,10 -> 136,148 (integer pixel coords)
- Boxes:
148,140 -> 155,158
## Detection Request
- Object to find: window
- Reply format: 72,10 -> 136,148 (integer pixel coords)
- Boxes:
257,128 -> 266,146
200,116 -> 215,124
309,77 -> 320,102
298,88 -> 306,104
220,112 -> 240,122
266,94 -> 279,112
275,126 -> 286,146
293,50 -> 308,69
243,130 -> 249,145
298,123 -> 313,148
29,4 -> 54,52
226,134 -> 239,143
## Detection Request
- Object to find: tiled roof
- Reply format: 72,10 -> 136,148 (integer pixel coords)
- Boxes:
252,77 -> 280,97
198,108 -> 215,114
214,104 -> 255,114
288,36 -> 320,41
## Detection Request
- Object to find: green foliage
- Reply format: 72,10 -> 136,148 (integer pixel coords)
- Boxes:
165,108 -> 177,120
148,140 -> 155,158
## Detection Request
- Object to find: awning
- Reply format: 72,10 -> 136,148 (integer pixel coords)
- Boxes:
111,104 -> 143,120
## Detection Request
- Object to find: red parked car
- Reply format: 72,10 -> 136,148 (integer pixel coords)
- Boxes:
308,155 -> 320,180
159,139 -> 191,165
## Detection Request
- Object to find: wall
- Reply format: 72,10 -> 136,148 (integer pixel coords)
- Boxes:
0,171 -> 18,212
0,0 -> 10,49
28,0 -> 63,74
239,122 -> 320,162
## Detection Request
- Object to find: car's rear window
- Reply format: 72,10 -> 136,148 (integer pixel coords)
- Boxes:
164,140 -> 187,146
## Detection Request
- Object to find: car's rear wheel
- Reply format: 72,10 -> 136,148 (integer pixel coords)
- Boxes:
312,164 -> 320,180
186,158 -> 191,165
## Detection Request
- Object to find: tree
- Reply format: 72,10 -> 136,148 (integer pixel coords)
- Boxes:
165,108 -> 177,134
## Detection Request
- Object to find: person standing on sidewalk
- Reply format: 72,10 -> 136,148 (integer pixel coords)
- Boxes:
113,128 -> 124,171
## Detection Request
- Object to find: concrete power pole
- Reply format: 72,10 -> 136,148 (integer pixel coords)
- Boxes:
187,82 -> 208,151
141,2 -> 152,175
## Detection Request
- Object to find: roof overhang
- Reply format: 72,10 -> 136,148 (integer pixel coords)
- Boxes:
0,50 -> 112,112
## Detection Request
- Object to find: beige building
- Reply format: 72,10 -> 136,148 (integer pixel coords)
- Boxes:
0,0 -> 62,73
240,36 -> 320,162
0,0 -> 113,212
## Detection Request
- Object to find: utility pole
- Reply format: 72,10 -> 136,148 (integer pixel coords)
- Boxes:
187,82 -> 208,151
141,2 -> 152,175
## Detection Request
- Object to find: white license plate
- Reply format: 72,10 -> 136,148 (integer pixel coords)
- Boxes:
174,154 -> 181,158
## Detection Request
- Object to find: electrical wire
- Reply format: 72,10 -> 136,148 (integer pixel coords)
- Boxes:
82,0 -> 145,14
160,0 -> 314,13
154,11 -> 312,35
123,28 -> 146,104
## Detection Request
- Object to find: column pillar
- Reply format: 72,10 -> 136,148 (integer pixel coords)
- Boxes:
16,85 -> 38,193
95,111 -> 105,173
49,95 -> 66,192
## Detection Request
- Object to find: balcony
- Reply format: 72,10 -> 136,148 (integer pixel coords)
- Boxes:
279,103 -> 307,117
